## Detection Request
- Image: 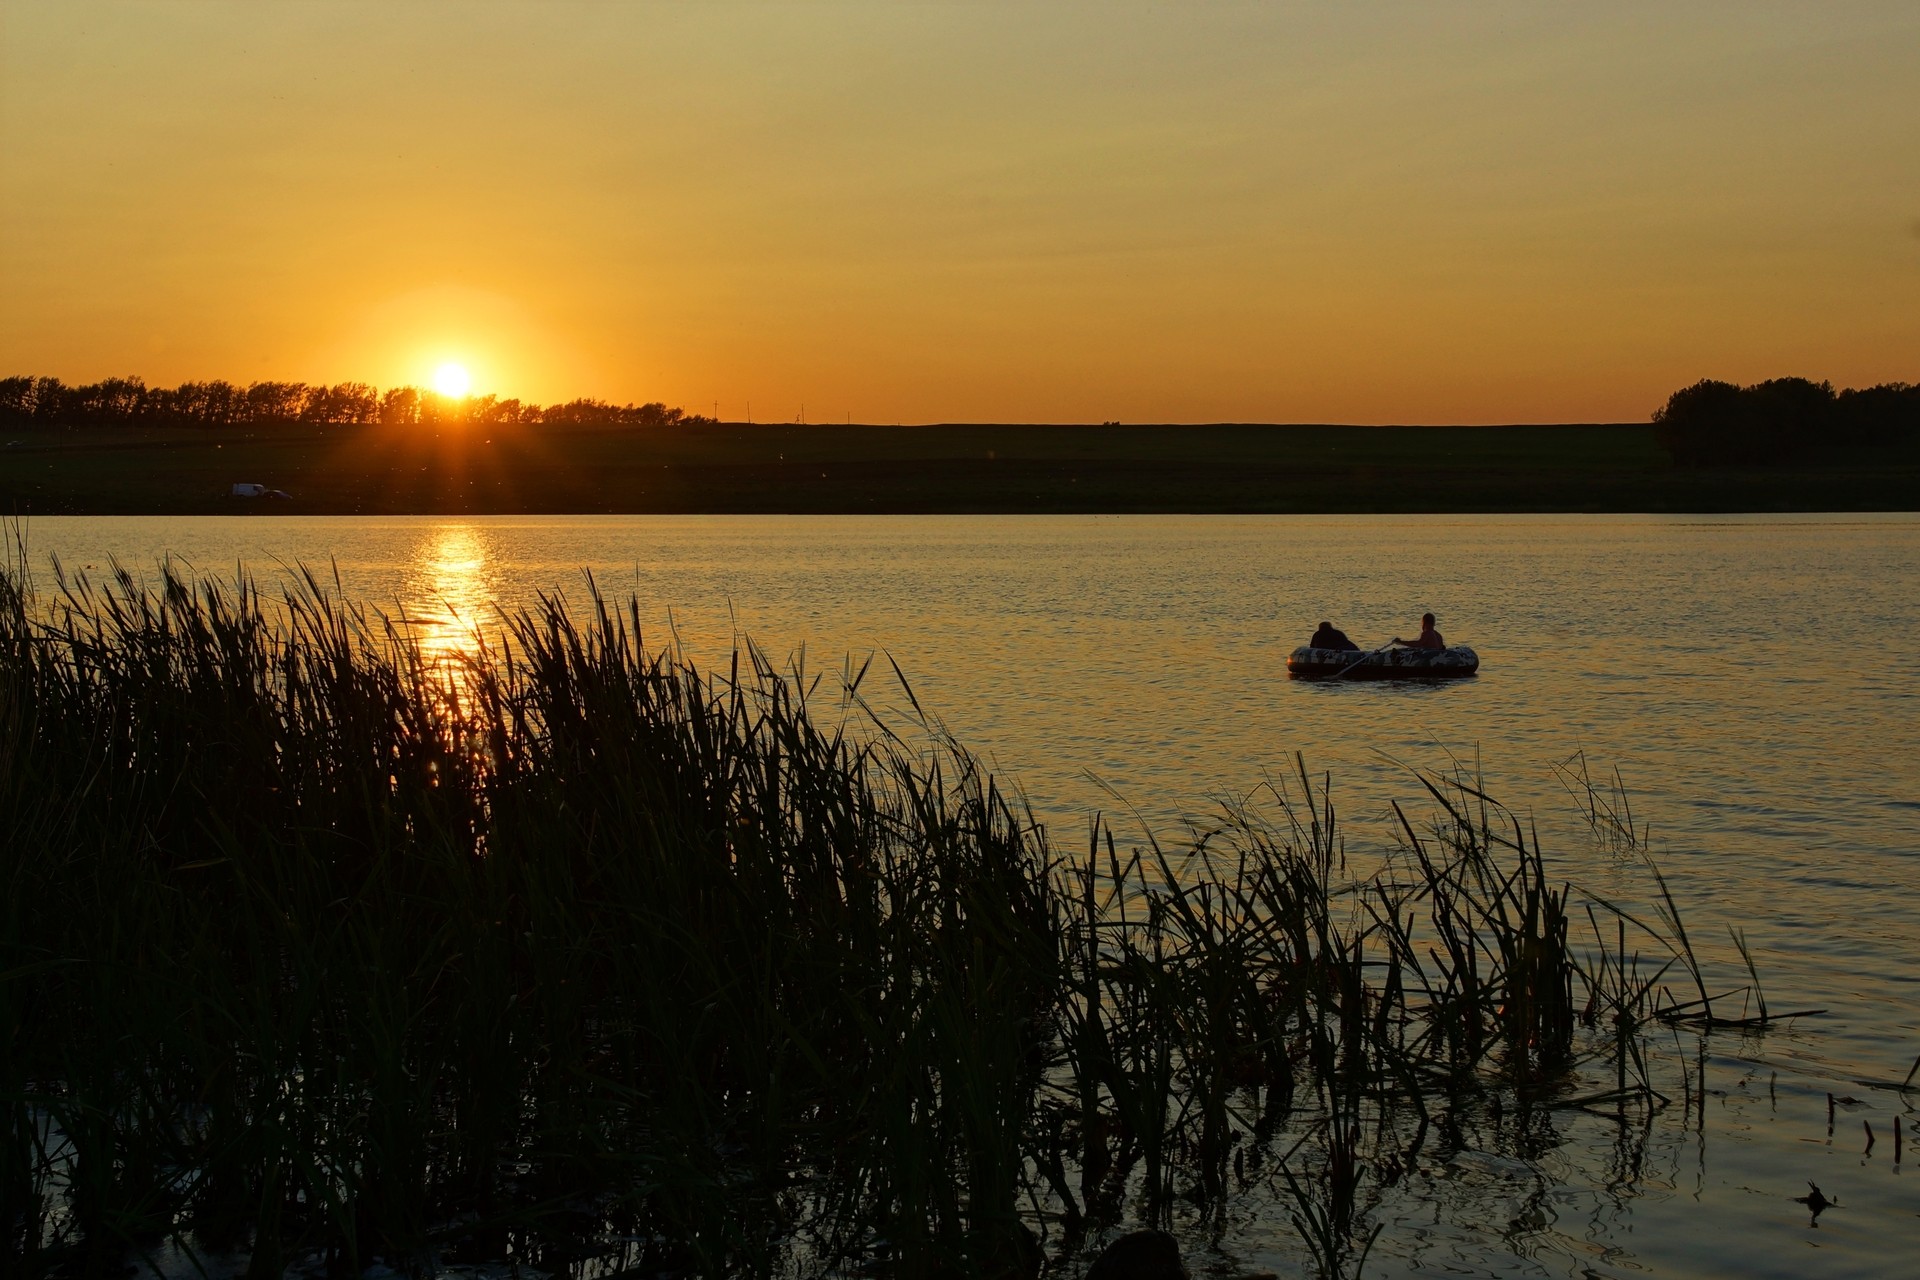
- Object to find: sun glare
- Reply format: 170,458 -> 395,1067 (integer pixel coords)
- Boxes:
432,362 -> 472,398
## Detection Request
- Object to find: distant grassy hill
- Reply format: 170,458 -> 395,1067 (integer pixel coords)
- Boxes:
4,420 -> 1915,514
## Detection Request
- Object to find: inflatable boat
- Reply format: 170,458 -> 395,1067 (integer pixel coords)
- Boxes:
1286,645 -> 1480,680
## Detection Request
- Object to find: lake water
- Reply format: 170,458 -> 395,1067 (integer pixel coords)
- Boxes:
15,512 -> 1920,1279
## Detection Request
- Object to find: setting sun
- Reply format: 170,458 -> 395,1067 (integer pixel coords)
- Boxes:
432,362 -> 472,399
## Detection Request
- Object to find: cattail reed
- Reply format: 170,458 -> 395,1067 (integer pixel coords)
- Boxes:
0,560 -> 1792,1278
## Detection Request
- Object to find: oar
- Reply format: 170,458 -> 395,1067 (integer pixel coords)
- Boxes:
1333,642 -> 1396,681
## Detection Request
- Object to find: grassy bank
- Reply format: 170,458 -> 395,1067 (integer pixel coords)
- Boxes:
1,562 -> 1794,1278
5,421 -> 1915,515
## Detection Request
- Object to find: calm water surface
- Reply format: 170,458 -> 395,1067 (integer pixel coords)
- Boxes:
20,512 -> 1920,1279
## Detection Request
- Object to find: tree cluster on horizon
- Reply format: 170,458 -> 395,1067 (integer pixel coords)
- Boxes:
0,374 -> 713,430
1654,376 -> 1917,467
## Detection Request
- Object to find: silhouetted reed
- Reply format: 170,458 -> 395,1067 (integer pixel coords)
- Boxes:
0,561 -> 1797,1278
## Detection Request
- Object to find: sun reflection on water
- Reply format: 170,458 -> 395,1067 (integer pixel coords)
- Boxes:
401,523 -> 499,674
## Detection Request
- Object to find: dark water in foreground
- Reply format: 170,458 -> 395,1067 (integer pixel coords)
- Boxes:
20,512 -> 1920,1279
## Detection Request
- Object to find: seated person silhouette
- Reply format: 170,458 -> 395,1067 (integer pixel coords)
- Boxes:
1391,612 -> 1446,651
1309,620 -> 1359,652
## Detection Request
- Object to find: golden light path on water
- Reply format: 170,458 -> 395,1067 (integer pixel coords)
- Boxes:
396,523 -> 498,678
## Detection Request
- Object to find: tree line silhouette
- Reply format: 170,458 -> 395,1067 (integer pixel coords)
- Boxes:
0,374 -> 712,430
9,371 -> 1913,459
1654,377 -> 1918,466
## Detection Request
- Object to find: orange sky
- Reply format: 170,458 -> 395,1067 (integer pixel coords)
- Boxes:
2,2 -> 1916,424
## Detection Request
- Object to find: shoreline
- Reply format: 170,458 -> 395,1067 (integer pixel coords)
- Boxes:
6,420 -> 1915,515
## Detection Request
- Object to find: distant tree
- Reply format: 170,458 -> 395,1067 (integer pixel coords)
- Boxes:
0,376 -> 34,422
180,380 -> 245,426
1651,375 -> 1887,466
244,381 -> 308,423
539,398 -> 616,426
471,396 -> 535,425
1653,380 -> 1745,466
342,383 -> 382,424
300,382 -> 381,425
380,386 -> 421,426
534,398 -> 700,427
82,376 -> 150,423
418,390 -> 455,426
1834,382 -> 1920,451
0,375 -> 72,424
1744,376 -> 1835,458
30,377 -> 66,423
630,402 -> 686,427
140,382 -> 184,424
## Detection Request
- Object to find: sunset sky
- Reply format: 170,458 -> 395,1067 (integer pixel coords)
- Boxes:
3,1 -> 1916,424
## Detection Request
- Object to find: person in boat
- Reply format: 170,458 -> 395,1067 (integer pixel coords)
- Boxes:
1309,620 -> 1359,652
1391,612 -> 1445,650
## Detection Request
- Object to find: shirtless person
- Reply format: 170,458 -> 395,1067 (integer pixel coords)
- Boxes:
1391,612 -> 1445,650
